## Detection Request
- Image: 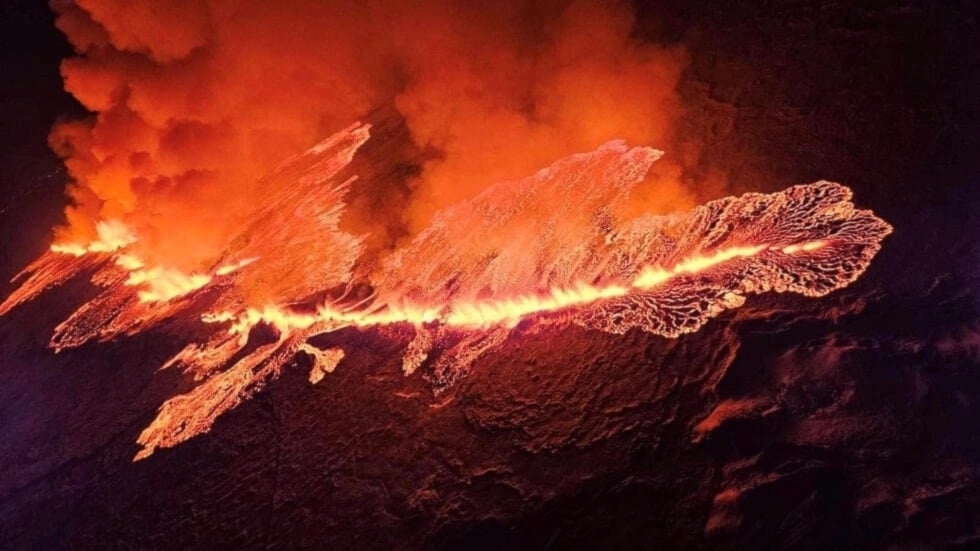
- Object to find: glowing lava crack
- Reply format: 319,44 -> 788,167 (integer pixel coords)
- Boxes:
0,122 -> 892,459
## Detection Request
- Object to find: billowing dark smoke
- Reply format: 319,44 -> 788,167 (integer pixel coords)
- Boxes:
48,0 -> 696,269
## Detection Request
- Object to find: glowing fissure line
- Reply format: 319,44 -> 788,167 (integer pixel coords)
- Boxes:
128,257 -> 258,302
212,240 -> 827,339
781,241 -> 826,255
50,220 -> 213,303
125,267 -> 213,303
631,244 -> 766,288
47,223 -> 827,336
215,257 -> 259,276
51,224 -> 261,304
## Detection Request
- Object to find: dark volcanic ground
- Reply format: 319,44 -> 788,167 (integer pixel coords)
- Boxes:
1,1 -> 978,549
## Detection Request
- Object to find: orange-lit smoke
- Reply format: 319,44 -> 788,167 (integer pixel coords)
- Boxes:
49,0 -> 694,269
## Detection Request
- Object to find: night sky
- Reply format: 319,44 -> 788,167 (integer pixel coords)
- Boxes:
0,0 -> 82,285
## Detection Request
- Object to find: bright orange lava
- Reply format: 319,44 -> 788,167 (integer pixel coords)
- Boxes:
50,220 -> 135,256
3,124 -> 890,461
50,226 -> 258,304
45,225 -> 831,339
198,240 -> 825,340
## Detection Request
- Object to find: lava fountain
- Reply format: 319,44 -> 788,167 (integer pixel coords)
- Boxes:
0,122 -> 891,459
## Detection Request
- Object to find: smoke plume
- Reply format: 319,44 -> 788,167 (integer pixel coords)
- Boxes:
49,0 -> 696,269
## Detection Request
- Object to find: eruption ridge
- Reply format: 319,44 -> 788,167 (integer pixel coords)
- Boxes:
1,123 -> 891,459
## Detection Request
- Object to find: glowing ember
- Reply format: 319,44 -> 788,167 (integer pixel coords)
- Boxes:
0,123 -> 892,459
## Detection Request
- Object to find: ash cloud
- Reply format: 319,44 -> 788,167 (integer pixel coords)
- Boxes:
48,0 -> 702,269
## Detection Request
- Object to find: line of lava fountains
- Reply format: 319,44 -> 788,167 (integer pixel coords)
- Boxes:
0,122 -> 892,460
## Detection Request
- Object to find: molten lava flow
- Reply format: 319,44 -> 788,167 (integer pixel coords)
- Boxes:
48,219 -> 136,256
0,123 -> 892,460
217,243 -> 774,333
632,245 -> 766,288
781,240 -> 826,255
125,267 -> 212,303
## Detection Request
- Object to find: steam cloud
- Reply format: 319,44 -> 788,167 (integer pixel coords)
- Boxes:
49,0 -> 697,270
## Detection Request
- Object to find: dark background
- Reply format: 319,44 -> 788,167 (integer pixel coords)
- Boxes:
0,1 -> 977,549
0,0 -> 83,286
